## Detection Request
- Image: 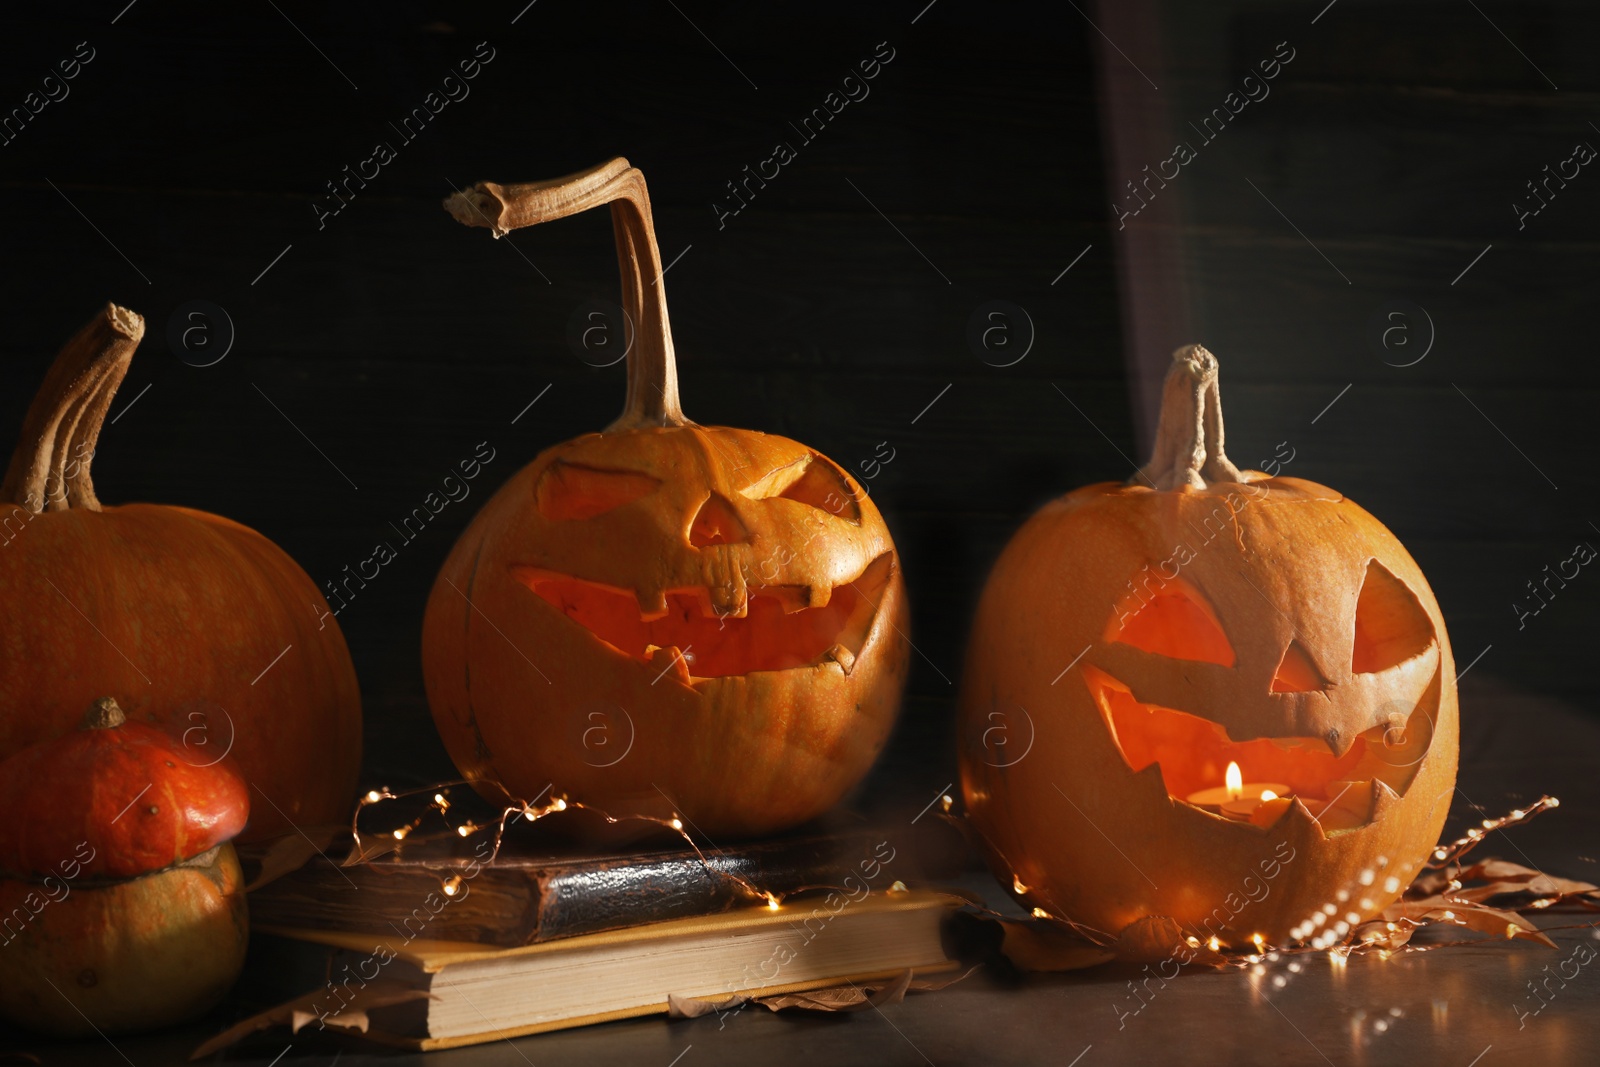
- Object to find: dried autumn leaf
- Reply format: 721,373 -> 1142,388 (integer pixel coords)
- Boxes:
189,980 -> 431,1059
1455,860 -> 1598,900
1113,915 -> 1226,966
1382,897 -> 1556,948
666,992 -> 748,1019
240,825 -> 348,892
1350,920 -> 1415,952
669,967 -> 973,1019
997,917 -> 1117,972
755,969 -> 913,1012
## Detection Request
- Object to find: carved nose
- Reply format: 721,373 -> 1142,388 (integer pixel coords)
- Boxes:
1271,639 -> 1330,693
689,493 -> 749,547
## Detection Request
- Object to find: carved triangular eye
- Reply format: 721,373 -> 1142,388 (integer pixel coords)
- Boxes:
1352,560 -> 1434,673
741,454 -> 861,524
1104,576 -> 1235,667
1270,639 -> 1328,693
536,461 -> 661,521
689,492 -> 749,547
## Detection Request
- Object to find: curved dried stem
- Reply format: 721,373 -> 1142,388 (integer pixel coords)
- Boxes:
445,158 -> 687,431
2,303 -> 144,513
1133,344 -> 1243,490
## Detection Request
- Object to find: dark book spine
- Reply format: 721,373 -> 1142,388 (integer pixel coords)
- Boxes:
248,832 -> 901,947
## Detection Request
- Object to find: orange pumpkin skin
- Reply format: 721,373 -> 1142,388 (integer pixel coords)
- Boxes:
0,699 -> 250,1035
424,425 -> 909,837
0,307 -> 361,841
0,847 -> 248,1037
0,505 -> 359,840
959,348 -> 1458,946
424,161 -> 910,837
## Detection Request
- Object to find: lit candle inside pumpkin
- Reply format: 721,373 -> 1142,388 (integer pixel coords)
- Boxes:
1186,761 -> 1290,819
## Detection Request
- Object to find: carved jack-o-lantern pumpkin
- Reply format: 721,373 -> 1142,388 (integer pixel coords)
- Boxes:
959,346 -> 1457,945
423,159 -> 909,837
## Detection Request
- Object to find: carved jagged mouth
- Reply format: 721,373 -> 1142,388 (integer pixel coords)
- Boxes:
1086,665 -> 1437,832
510,554 -> 893,680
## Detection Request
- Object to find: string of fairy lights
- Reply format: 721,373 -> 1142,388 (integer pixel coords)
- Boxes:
344,783 -> 1572,969
351,780 -> 785,909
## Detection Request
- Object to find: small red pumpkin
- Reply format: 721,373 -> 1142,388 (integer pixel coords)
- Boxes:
423,159 -> 910,836
0,698 -> 250,1035
0,305 -> 362,839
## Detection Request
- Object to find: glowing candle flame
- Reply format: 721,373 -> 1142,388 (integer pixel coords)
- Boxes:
1225,761 -> 1242,801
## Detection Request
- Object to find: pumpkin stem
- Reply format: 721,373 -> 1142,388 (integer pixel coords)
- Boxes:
82,697 -> 126,730
2,303 -> 144,513
444,159 -> 688,431
1134,344 -> 1243,490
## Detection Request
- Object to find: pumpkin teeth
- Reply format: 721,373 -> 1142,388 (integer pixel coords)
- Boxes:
823,644 -> 857,675
700,542 -> 750,618
1086,663 -> 1436,831
509,553 -> 894,678
646,644 -> 694,686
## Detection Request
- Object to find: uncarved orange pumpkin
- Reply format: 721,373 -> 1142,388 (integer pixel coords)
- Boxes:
423,159 -> 909,837
0,306 -> 362,840
959,346 -> 1457,946
0,698 -> 250,1036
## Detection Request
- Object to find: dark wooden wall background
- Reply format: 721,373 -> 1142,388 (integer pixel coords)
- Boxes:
1100,0 -> 1598,716
2,0 -> 1592,817
0,1 -> 1119,806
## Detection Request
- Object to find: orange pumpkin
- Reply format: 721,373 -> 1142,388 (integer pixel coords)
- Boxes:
423,159 -> 909,836
0,305 -> 362,840
0,698 -> 250,1036
959,346 -> 1457,946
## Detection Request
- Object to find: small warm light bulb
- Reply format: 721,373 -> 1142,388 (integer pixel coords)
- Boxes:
552,798 -> 568,812
766,894 -> 781,911
1207,936 -> 1221,952
442,875 -> 462,897
669,817 -> 684,831
365,790 -> 382,803
1032,907 -> 1051,919
456,823 -> 473,837
1013,875 -> 1028,894
1251,933 -> 1266,951
392,826 -> 410,840
1225,762 -> 1243,801
434,793 -> 448,805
